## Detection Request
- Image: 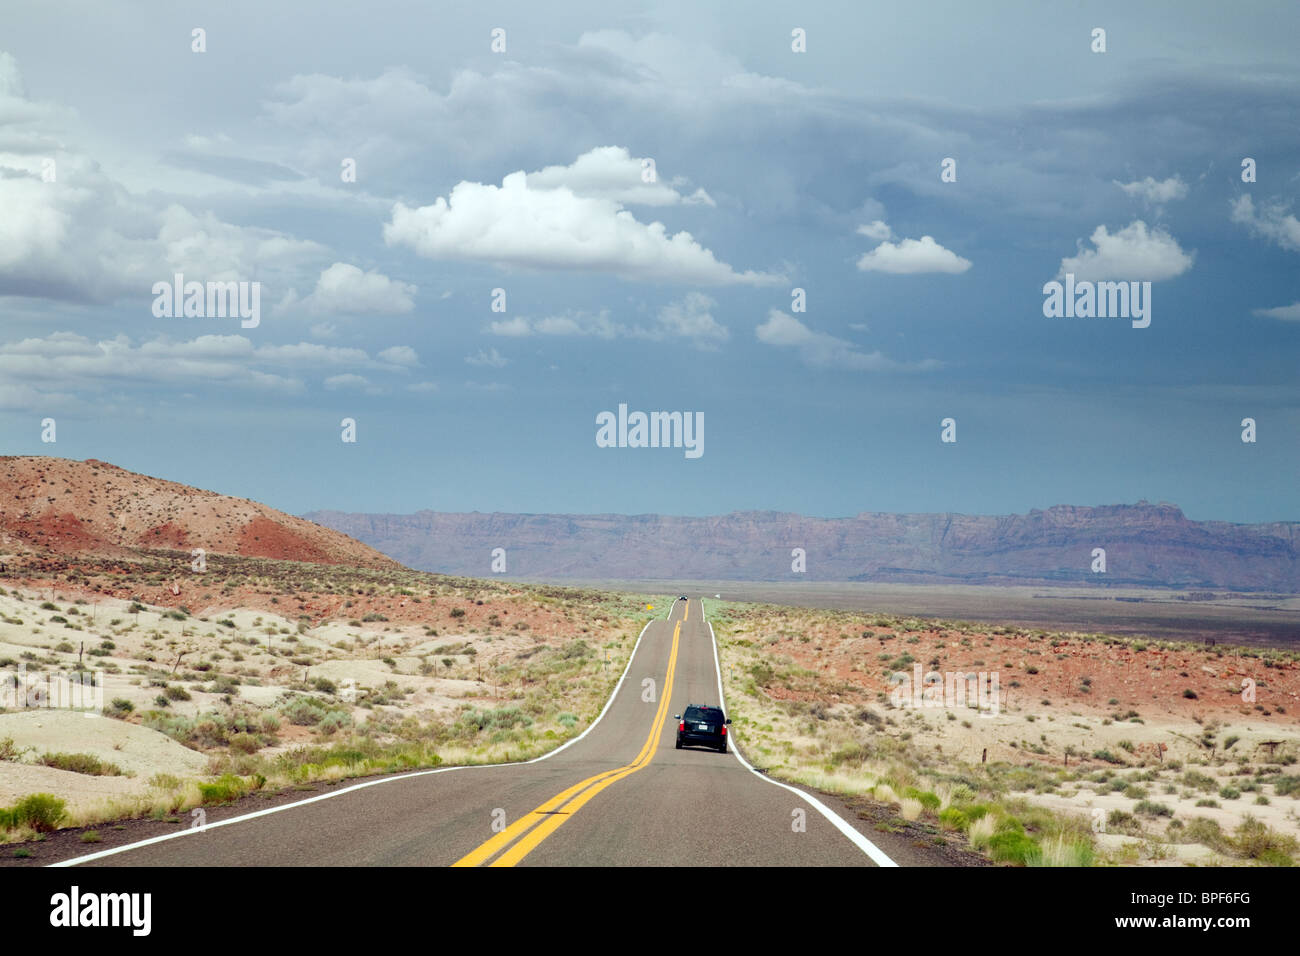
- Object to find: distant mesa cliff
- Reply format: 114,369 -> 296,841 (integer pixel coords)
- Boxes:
303,502 -> 1300,592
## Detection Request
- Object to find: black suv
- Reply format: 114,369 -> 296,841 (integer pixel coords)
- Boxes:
674,704 -> 730,753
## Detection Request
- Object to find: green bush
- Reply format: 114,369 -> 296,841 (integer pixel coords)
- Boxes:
1272,776 -> 1300,797
938,807 -> 968,831
1182,770 -> 1217,792
1107,809 -> 1143,835
1182,818 -> 1226,851
987,830 -> 1037,865
197,773 -> 264,805
7,793 -> 67,832
902,787 -> 941,811
228,734 -> 263,755
1231,814 -> 1296,862
318,711 -> 352,736
207,676 -> 240,696
0,737 -> 26,761
283,696 -> 328,726
38,752 -> 124,776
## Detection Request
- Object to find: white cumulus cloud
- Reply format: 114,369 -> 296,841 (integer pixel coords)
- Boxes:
526,146 -> 714,207
1231,195 -> 1300,251
856,220 -> 893,241
1057,220 -> 1194,281
465,347 -> 509,368
1252,301 -> 1300,321
645,292 -> 728,347
377,345 -> 420,366
383,169 -> 779,285
756,310 -> 939,371
282,263 -> 416,315
857,235 -> 972,275
1114,175 -> 1189,204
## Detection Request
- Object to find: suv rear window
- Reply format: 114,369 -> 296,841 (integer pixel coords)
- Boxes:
684,707 -> 723,723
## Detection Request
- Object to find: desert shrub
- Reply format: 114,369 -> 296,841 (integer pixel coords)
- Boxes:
454,705 -> 532,738
902,787 -> 941,811
1182,818 -> 1226,851
38,752 -> 124,776
207,676 -> 240,696
143,713 -> 196,744
1107,810 -> 1143,835
7,793 -> 67,832
1232,815 -> 1297,864
191,716 -> 231,748
228,734 -> 263,755
987,829 -> 1037,865
938,807 -> 968,831
198,773 -> 264,805
1272,776 -> 1300,797
562,640 -> 592,659
0,737 -> 26,761
317,711 -> 352,736
283,696 -> 328,726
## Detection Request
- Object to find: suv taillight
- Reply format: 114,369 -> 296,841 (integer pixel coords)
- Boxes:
721,726 -> 727,736
678,721 -> 685,731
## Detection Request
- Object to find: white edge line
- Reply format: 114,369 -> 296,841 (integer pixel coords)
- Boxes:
52,601 -> 673,867
704,604 -> 898,868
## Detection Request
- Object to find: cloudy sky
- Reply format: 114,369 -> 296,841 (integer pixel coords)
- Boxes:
1,1 -> 1298,523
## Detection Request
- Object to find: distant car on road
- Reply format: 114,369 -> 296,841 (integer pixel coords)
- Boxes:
675,704 -> 730,753
678,595 -> 688,601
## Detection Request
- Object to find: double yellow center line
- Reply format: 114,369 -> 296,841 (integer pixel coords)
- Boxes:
453,613 -> 683,867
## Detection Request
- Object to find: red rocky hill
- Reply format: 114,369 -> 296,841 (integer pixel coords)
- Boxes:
0,456 -> 400,570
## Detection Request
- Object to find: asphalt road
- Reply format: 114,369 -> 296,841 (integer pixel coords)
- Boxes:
60,599 -> 911,867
